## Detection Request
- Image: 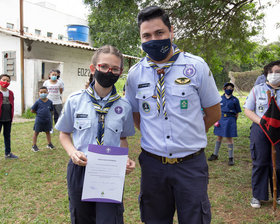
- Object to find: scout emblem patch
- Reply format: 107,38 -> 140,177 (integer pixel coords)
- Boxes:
180,100 -> 188,109
183,64 -> 196,78
115,106 -> 123,114
142,102 -> 150,113
175,77 -> 191,85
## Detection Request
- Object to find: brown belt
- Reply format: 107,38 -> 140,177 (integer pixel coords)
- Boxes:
141,148 -> 204,164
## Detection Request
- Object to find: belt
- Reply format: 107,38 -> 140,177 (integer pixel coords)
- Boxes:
141,148 -> 204,164
222,113 -> 236,117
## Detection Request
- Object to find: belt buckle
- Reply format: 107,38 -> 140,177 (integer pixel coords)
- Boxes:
224,114 -> 227,117
162,157 -> 178,164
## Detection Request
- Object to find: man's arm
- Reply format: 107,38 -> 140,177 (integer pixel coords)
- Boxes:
203,103 -> 221,132
133,112 -> 140,130
244,108 -> 261,124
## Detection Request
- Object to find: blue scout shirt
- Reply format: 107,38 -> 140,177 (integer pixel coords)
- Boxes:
31,99 -> 53,123
125,51 -> 221,158
220,94 -> 242,115
244,83 -> 280,117
55,89 -> 135,155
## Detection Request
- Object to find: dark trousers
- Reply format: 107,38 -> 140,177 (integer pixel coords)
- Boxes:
53,104 -> 62,124
67,160 -> 124,224
250,123 -> 280,200
0,121 -> 12,155
138,151 -> 211,224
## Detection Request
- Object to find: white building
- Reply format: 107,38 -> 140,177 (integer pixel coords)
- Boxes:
0,0 -> 138,115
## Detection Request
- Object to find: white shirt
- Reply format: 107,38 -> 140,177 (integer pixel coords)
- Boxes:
43,80 -> 63,105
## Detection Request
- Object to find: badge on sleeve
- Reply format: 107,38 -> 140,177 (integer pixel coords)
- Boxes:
175,77 -> 191,85
183,64 -> 196,78
115,106 -> 123,114
180,100 -> 188,109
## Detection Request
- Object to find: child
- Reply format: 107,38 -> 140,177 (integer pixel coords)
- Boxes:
43,69 -> 64,124
31,86 -> 55,152
208,82 -> 241,165
55,45 -> 135,223
244,60 -> 280,208
0,74 -> 18,159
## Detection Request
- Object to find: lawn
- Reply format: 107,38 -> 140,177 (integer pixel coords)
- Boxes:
1,92 -> 280,223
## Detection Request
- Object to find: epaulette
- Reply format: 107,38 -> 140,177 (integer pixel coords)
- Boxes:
68,89 -> 85,99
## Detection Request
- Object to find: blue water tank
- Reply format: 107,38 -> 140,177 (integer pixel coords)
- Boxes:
67,25 -> 89,43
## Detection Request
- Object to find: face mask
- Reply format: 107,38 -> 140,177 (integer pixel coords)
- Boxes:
40,93 -> 48,99
142,38 -> 172,61
225,89 -> 233,95
51,76 -> 57,81
94,70 -> 119,88
267,73 -> 280,86
0,81 -> 10,88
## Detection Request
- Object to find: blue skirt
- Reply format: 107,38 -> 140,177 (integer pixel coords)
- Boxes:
214,116 -> 237,137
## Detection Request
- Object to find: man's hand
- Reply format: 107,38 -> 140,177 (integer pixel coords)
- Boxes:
70,150 -> 87,166
126,157 -> 136,174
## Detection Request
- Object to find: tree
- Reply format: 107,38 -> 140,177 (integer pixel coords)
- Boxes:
84,0 -> 141,56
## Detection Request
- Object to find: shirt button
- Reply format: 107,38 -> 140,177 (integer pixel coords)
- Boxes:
182,92 -> 185,95
115,129 -> 118,132
166,136 -> 170,139
169,153 -> 172,156
143,96 -> 146,99
79,126 -> 82,129
165,117 -> 168,120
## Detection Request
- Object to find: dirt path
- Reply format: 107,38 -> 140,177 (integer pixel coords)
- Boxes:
13,116 -> 35,123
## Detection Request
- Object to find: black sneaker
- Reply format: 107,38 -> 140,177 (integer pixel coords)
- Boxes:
208,154 -> 218,161
5,153 -> 18,159
32,145 -> 40,152
47,143 -> 55,149
228,157 -> 234,166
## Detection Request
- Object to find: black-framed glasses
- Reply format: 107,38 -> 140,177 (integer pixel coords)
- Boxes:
97,63 -> 122,76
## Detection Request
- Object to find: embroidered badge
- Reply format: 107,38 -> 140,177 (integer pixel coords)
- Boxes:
138,83 -> 150,88
180,100 -> 188,109
142,102 -> 150,113
175,77 -> 191,85
183,64 -> 196,77
258,105 -> 264,112
115,106 -> 123,114
76,114 -> 88,118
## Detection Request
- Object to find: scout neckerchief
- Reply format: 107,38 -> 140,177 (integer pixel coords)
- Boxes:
86,81 -> 121,145
146,45 -> 181,117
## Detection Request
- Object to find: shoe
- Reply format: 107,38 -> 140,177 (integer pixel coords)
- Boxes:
228,157 -> 234,166
277,197 -> 280,205
32,145 -> 40,152
5,153 -> 18,159
47,143 -> 55,149
250,197 -> 261,208
50,129 -> 53,134
208,154 -> 218,161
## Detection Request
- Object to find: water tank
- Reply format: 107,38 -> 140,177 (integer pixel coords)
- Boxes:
67,25 -> 89,43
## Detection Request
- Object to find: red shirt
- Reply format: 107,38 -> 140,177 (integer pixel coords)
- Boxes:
0,90 -> 14,121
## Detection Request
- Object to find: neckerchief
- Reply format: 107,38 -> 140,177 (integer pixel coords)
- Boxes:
86,81 -> 121,145
146,45 -> 181,117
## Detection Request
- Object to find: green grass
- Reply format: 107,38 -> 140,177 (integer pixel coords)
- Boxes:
1,92 -> 280,223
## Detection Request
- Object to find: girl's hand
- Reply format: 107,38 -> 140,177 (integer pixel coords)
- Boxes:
70,150 -> 87,166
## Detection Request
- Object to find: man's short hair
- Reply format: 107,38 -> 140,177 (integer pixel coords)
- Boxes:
264,60 -> 280,76
137,6 -> 171,31
0,74 -> 11,81
39,86 -> 48,91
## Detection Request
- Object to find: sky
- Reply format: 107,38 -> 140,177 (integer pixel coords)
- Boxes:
27,0 -> 280,44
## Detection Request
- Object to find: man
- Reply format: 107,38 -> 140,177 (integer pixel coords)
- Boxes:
244,60 -> 280,209
125,6 -> 221,224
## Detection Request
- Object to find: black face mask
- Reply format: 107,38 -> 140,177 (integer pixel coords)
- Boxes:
94,70 -> 119,88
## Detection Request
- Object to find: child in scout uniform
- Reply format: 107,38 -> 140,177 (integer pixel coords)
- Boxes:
208,82 -> 242,165
55,45 -> 135,223
244,60 -> 280,209
0,74 -> 18,159
31,86 -> 54,152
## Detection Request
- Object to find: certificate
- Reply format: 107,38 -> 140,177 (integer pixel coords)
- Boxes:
81,144 -> 128,203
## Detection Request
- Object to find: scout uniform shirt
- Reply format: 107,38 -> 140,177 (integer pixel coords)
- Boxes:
244,83 -> 280,117
125,51 -> 221,158
55,89 -> 135,155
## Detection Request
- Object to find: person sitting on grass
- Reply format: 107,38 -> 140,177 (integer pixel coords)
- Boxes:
208,82 -> 242,166
0,74 -> 18,159
31,86 -> 55,152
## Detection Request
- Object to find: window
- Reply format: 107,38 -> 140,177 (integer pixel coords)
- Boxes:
58,34 -> 63,40
6,23 -> 14,29
47,32 -> 53,38
24,26 -> 28,33
35,29 -> 41,36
